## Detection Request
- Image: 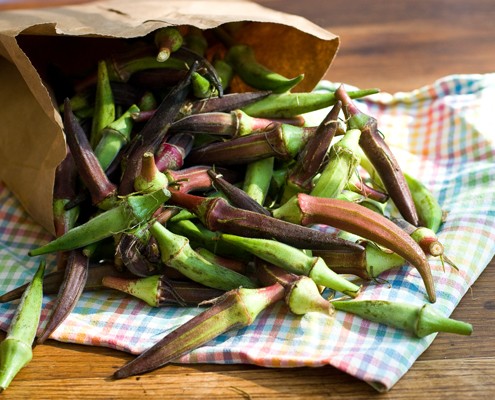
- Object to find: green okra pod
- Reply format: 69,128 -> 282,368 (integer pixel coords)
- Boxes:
167,219 -> 252,261
241,88 -> 380,118
137,91 -> 158,112
174,47 -> 224,97
29,188 -> 170,256
150,221 -> 257,291
255,260 -> 334,315
332,300 -> 472,338
242,156 -> 274,206
94,104 -> 140,171
404,172 -> 445,233
225,44 -> 304,93
309,128 -> 362,199
191,71 -> 218,98
221,233 -> 361,297
90,60 -> 116,149
213,59 -> 234,91
184,27 -> 208,57
0,261 -> 45,392
195,248 -> 248,275
154,27 -> 184,62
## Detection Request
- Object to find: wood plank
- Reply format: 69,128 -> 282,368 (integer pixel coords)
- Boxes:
256,0 -> 495,93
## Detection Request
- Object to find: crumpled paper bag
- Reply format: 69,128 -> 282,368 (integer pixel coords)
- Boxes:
0,0 -> 339,234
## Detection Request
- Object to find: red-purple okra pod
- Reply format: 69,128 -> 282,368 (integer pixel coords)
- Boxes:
37,250 -> 89,344
169,190 -> 363,252
185,123 -> 316,166
63,98 -> 118,210
335,85 -> 420,226
207,169 -> 271,216
281,101 -> 342,202
118,62 -> 198,195
169,109 -> 304,137
273,193 -> 436,302
154,132 -> 195,172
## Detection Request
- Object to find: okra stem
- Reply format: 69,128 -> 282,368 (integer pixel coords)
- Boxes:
225,44 -> 304,93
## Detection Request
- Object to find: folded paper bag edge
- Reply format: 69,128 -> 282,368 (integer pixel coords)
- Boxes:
0,0 -> 339,236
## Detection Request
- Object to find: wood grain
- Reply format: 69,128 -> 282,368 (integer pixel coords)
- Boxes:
1,0 -> 494,398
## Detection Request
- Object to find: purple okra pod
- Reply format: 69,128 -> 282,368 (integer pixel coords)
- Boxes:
118,62 -> 198,195
281,101 -> 342,203
335,85 -> 420,226
207,169 -> 271,215
63,98 -> 118,210
169,190 -> 364,252
37,250 -> 89,344
185,123 -> 316,166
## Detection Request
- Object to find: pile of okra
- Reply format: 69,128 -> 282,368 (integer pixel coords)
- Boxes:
0,24 -> 472,384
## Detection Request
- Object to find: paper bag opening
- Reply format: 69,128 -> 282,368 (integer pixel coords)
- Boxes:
0,0 -> 339,235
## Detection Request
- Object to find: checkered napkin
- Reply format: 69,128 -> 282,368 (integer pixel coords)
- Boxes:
1,73 -> 494,392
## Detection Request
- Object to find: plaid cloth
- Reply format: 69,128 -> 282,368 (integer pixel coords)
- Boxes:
1,73 -> 494,392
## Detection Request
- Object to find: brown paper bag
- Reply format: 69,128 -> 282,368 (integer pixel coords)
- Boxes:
0,0 -> 339,234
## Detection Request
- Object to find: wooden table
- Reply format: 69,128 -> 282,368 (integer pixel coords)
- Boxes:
1,0 -> 494,398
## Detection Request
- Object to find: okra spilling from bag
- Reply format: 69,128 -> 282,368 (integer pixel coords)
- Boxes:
0,22 -> 469,384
